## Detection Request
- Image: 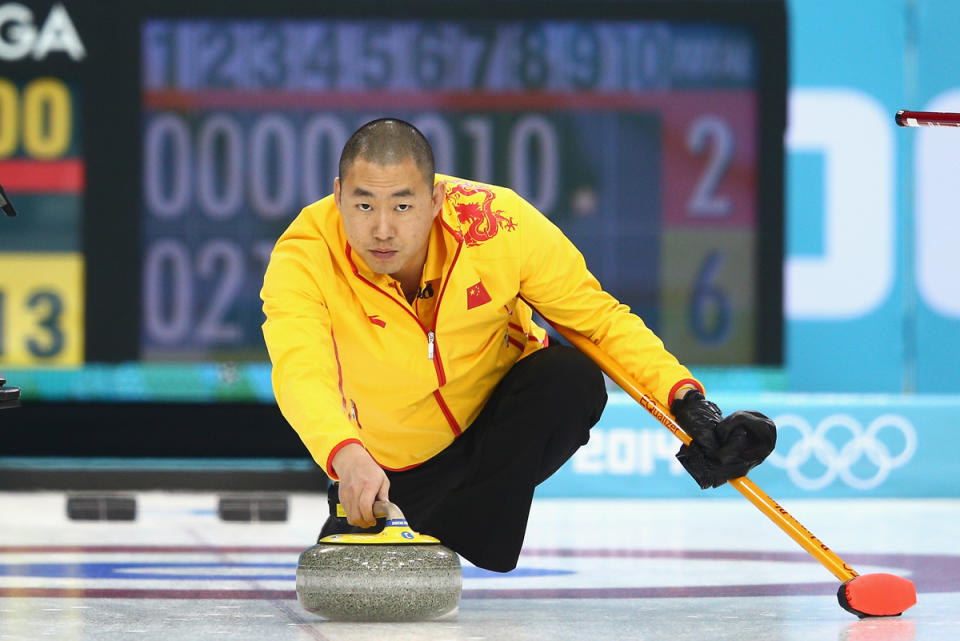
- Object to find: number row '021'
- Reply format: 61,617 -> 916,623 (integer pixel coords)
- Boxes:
143,238 -> 273,346
144,112 -> 561,220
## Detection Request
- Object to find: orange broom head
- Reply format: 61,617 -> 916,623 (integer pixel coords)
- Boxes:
838,573 -> 917,618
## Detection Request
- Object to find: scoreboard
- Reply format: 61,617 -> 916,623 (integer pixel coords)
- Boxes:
3,0 -> 786,402
0,2 -> 85,367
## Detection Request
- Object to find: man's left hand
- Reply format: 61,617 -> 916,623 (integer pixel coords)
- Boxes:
670,390 -> 777,489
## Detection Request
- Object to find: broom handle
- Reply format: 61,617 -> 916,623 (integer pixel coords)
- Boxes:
551,323 -> 859,583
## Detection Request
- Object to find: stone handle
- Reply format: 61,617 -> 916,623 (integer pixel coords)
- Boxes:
372,500 -> 406,521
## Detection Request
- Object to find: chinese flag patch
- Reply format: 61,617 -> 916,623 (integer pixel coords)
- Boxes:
466,281 -> 492,309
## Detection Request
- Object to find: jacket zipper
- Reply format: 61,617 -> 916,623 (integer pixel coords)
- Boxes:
346,238 -> 463,390
346,245 -> 442,384
345,221 -> 465,436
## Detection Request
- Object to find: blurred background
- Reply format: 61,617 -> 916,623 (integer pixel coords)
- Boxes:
1,0 -> 957,499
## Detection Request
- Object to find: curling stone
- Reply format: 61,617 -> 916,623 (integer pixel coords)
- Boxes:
296,500 -> 461,621
0,375 -> 20,409
66,493 -> 136,521
217,494 -> 288,522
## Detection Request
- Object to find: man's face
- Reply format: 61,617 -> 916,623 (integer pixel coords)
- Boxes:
335,158 -> 442,286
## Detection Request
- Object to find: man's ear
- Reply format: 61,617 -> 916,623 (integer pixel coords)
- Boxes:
432,180 -> 444,219
334,176 -> 341,209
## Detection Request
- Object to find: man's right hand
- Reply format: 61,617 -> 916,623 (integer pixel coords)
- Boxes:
331,443 -> 390,528
670,390 -> 777,489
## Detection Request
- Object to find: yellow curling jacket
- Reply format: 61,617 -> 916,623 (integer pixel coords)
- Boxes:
261,176 -> 702,477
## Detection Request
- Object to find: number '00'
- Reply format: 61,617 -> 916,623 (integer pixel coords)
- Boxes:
0,77 -> 72,159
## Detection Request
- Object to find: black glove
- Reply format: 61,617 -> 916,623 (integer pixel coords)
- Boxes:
671,390 -> 776,489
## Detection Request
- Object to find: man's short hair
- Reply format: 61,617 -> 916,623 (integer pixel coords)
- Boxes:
339,118 -> 435,188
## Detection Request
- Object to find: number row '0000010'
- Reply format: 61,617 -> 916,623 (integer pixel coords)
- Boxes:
143,112 -> 561,219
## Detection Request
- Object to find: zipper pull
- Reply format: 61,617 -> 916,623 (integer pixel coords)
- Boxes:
505,328 -> 510,348
427,331 -> 435,360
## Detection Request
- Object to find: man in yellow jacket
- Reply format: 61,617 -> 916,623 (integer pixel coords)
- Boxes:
261,119 -> 775,572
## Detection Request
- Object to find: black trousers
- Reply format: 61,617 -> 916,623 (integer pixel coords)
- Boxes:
383,345 -> 607,572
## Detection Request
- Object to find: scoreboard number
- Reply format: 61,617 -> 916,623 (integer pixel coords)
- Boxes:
686,115 -> 734,218
0,253 -> 83,365
0,77 -> 72,159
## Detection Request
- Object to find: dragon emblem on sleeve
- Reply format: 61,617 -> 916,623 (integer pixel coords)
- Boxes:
446,182 -> 517,247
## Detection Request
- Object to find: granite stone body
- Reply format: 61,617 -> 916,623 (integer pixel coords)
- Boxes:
296,542 -> 462,621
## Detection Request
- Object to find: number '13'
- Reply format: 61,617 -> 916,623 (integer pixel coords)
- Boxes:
0,289 -> 65,358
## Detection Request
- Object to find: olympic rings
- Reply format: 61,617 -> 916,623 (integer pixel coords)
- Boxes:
767,414 -> 917,490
